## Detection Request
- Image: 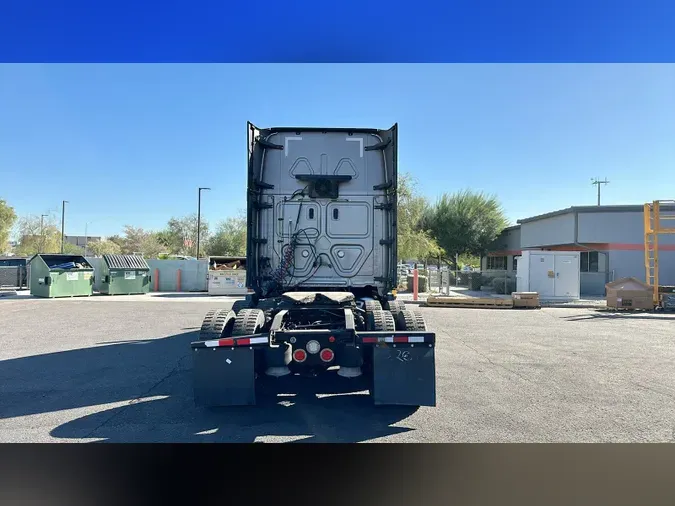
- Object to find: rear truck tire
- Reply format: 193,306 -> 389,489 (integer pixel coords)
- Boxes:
384,299 -> 406,314
412,311 -> 428,331
364,299 -> 383,313
232,308 -> 266,336
255,297 -> 279,322
199,309 -> 237,340
395,309 -> 428,331
366,309 -> 396,332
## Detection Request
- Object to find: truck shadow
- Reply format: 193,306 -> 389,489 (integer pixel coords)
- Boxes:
0,330 -> 418,443
561,310 -> 674,322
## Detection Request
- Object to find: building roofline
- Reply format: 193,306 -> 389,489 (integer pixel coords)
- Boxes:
516,204 -> 675,224
502,224 -> 520,232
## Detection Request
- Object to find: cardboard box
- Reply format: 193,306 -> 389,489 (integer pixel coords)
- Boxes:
512,292 -> 540,308
661,294 -> 675,310
605,277 -> 654,310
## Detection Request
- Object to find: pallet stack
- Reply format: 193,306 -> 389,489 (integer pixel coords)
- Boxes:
425,292 -> 540,310
425,295 -> 514,309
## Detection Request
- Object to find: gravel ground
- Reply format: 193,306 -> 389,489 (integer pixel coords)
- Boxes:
0,296 -> 674,443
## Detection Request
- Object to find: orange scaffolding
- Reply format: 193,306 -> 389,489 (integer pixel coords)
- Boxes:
644,200 -> 675,307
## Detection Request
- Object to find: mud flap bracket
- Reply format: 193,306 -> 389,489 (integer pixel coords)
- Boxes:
192,346 -> 256,407
371,344 -> 436,407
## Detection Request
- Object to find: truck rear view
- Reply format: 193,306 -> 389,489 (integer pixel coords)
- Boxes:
191,123 -> 436,407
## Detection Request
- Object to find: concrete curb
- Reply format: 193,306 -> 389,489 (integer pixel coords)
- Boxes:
540,304 -> 606,309
401,299 -> 605,310
402,300 -> 426,306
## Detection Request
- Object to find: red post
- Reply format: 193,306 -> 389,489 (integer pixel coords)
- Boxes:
176,269 -> 182,292
153,268 -> 159,292
413,268 -> 419,301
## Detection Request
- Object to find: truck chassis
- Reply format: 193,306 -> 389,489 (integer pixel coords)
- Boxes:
191,292 -> 436,407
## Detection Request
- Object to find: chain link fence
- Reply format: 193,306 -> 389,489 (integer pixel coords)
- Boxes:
0,263 -> 29,293
398,267 -> 480,293
401,267 -> 518,295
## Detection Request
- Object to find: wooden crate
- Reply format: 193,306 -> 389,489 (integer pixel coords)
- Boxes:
426,295 -> 514,309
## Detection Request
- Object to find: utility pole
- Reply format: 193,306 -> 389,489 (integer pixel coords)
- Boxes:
39,214 -> 47,254
84,222 -> 92,256
60,201 -> 69,253
591,178 -> 610,206
197,187 -> 211,259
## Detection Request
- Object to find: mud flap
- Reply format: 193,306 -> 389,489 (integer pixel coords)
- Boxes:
371,344 -> 436,407
192,346 -> 256,407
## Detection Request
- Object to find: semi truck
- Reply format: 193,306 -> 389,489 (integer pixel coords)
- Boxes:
190,122 -> 436,407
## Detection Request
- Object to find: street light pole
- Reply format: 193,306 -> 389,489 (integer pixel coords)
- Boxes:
84,222 -> 92,256
197,187 -> 211,259
39,214 -> 47,254
60,201 -> 69,253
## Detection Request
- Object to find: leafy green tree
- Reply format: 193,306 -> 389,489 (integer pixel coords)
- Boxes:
14,214 -> 61,256
0,199 -> 17,253
62,242 -> 85,255
396,173 -> 441,262
206,215 -> 247,257
458,253 -> 481,269
119,225 -> 164,258
87,239 -> 122,256
422,189 -> 509,260
106,235 -> 125,249
159,214 -> 210,256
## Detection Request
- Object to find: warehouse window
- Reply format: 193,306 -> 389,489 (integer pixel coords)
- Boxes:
486,256 -> 507,270
580,251 -> 599,273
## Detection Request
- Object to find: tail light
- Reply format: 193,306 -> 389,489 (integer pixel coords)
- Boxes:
293,349 -> 307,362
320,348 -> 334,362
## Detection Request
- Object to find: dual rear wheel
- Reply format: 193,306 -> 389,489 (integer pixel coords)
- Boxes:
200,298 -> 427,339
365,304 -> 427,332
198,307 -> 266,340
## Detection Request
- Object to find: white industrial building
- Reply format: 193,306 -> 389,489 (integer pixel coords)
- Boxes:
482,204 -> 675,297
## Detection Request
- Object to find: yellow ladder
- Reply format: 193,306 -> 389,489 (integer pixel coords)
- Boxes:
644,200 -> 675,306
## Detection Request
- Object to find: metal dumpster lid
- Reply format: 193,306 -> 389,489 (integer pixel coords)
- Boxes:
103,254 -> 149,270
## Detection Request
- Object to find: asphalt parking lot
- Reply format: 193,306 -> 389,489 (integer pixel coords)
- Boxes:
1,294 -> 674,443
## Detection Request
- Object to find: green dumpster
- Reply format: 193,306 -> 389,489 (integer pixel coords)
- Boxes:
28,254 -> 94,298
99,254 -> 151,295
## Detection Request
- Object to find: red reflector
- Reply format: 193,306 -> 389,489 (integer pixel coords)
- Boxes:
320,349 -> 334,362
293,349 -> 307,362
361,337 -> 377,343
219,338 -> 235,346
237,338 -> 250,346
328,336 -> 336,343
393,336 -> 408,343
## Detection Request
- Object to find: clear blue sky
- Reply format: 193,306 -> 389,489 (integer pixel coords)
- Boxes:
1,64 -> 674,238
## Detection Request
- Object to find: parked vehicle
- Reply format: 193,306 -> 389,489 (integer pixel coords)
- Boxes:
191,122 -> 437,407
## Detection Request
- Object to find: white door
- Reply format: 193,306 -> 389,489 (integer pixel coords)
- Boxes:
554,255 -> 579,297
515,256 -> 525,292
529,254 -> 555,297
